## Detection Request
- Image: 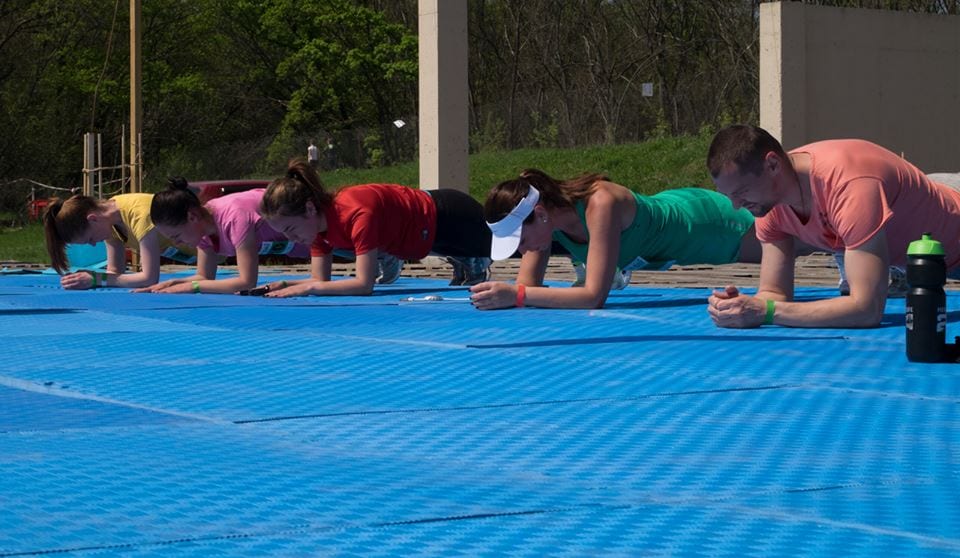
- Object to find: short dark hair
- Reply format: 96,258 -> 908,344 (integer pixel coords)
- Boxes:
707,125 -> 788,178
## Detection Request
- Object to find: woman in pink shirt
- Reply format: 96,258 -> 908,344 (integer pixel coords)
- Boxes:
135,179 -> 308,295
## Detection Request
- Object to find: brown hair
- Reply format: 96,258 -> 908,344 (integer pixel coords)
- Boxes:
483,168 -> 607,224
707,124 -> 789,178
259,159 -> 334,218
43,195 -> 102,274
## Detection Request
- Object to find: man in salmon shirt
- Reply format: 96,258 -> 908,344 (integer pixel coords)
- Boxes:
705,124 -> 960,328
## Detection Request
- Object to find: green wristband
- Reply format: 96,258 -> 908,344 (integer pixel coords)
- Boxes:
192,280 -> 201,294
83,270 -> 105,288
280,280 -> 288,288
764,299 -> 775,325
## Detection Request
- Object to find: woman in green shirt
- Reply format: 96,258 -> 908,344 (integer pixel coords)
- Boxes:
470,168 -> 757,310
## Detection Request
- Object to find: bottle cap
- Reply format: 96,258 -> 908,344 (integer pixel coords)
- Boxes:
907,233 -> 945,256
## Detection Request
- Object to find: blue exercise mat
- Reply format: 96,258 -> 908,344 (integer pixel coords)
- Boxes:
0,272 -> 958,556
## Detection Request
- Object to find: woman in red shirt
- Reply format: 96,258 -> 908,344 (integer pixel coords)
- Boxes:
257,160 -> 491,297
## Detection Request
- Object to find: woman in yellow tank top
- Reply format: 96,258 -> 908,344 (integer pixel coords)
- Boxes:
42,193 -> 182,289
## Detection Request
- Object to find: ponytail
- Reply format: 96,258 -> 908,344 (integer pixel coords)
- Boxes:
259,158 -> 333,218
43,198 -> 68,274
42,195 -> 100,274
151,177 -> 204,226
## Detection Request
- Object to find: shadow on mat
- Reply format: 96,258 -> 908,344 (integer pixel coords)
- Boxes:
604,291 -> 835,310
370,287 -> 467,297
604,298 -> 706,309
0,308 -> 84,315
468,334 -> 847,349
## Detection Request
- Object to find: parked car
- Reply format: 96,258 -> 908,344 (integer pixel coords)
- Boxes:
188,179 -> 269,203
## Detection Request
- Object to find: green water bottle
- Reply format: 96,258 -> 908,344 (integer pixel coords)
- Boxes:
906,233 -> 947,362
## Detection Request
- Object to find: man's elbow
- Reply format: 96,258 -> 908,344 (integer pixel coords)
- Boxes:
863,306 -> 885,328
851,299 -> 885,328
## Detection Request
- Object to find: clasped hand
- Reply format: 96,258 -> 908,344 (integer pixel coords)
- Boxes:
707,285 -> 766,328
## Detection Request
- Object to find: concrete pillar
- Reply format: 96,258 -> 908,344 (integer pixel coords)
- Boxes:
418,0 -> 468,192
759,2 -> 806,149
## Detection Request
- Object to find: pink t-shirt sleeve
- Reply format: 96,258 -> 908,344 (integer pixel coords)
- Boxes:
828,177 -> 892,250
754,210 -> 790,243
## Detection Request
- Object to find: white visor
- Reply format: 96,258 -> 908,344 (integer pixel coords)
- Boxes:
486,185 -> 540,261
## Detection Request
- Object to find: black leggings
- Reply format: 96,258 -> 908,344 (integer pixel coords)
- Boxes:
426,189 -> 492,258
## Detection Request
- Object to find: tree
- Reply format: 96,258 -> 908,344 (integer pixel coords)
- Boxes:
259,0 -> 418,167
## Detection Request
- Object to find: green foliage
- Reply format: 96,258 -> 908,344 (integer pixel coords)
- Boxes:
529,111 -> 561,149
261,0 -> 418,167
361,130 -> 385,167
470,116 -> 507,153
0,223 -> 47,264
3,0 -> 953,204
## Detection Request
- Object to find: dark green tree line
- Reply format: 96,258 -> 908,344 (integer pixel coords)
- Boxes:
1,0 -> 956,222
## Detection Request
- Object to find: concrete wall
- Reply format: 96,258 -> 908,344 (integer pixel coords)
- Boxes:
760,2 -> 960,172
418,0 -> 469,192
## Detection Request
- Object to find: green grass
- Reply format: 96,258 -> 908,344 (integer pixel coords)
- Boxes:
0,223 -> 47,264
318,132 -> 713,200
0,134 -> 714,263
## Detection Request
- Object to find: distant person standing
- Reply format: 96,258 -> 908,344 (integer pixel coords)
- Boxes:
307,139 -> 319,169
325,136 -> 337,170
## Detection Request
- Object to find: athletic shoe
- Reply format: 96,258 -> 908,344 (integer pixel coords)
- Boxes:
887,266 -> 908,298
571,259 -> 631,290
836,252 -> 910,298
611,269 -> 632,290
571,261 -> 586,287
376,254 -> 403,284
834,252 -> 850,295
462,257 -> 491,286
446,257 -> 466,286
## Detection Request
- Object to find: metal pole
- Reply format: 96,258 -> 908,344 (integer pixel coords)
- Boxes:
129,0 -> 142,193
121,125 -> 127,193
83,133 -> 95,197
97,133 -> 103,199
138,132 -> 143,188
